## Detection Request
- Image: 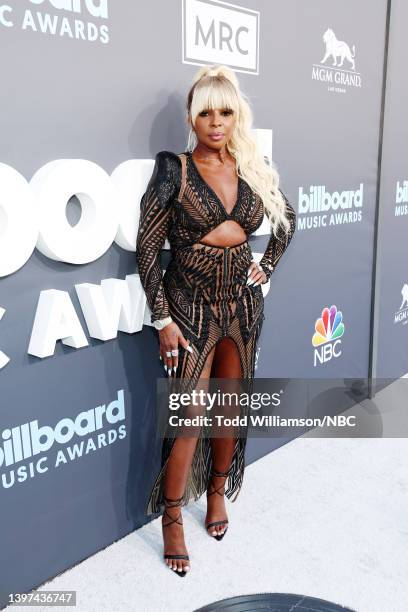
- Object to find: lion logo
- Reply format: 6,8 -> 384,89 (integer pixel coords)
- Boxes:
321,28 -> 356,71
400,284 -> 408,310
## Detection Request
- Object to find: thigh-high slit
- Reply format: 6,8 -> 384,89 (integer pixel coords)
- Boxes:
146,240 -> 265,515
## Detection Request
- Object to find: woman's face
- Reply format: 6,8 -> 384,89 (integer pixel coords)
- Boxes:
192,107 -> 236,150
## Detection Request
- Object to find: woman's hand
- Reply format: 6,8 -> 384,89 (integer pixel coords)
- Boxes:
158,321 -> 193,377
247,261 -> 267,286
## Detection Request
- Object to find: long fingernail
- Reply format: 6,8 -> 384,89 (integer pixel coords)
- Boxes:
173,366 -> 177,373
159,355 -> 162,361
168,369 -> 171,377
253,281 -> 259,286
247,268 -> 251,276
247,278 -> 254,285
187,345 -> 193,353
164,364 -> 167,372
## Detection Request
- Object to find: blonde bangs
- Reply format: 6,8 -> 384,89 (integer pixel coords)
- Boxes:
190,77 -> 240,125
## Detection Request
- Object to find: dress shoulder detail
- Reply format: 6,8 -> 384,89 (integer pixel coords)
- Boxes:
146,150 -> 181,209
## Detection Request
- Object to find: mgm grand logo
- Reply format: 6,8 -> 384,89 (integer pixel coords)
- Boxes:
394,284 -> 408,326
312,28 -> 362,93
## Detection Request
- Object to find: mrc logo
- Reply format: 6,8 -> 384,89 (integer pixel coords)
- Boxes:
182,0 -> 259,75
312,304 -> 345,367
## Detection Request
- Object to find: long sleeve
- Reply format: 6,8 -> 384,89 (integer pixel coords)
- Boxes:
259,189 -> 296,282
136,151 -> 180,323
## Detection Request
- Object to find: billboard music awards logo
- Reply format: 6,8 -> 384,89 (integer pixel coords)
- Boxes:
395,180 -> 408,217
312,305 -> 345,367
182,0 -> 259,75
0,389 -> 126,490
0,0 -> 109,44
297,183 -> 364,231
312,27 -> 362,94
394,284 -> 408,326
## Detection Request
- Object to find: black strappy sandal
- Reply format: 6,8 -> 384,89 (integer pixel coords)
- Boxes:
162,495 -> 190,577
205,468 -> 230,541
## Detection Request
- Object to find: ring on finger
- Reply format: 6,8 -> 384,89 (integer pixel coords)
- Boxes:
171,349 -> 179,356
166,351 -> 172,357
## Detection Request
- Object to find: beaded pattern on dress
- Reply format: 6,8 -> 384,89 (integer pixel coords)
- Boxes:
136,151 -> 296,514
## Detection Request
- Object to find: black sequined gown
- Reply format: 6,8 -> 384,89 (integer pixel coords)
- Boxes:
136,150 -> 296,514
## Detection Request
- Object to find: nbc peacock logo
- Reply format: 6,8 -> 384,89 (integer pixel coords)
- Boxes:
312,305 -> 345,367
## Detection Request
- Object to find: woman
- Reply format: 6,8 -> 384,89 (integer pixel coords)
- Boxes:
135,64 -> 296,576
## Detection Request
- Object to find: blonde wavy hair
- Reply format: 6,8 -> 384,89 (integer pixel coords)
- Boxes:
186,64 -> 291,238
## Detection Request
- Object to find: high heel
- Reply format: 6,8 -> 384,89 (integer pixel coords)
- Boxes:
205,468 -> 231,541
162,495 -> 190,577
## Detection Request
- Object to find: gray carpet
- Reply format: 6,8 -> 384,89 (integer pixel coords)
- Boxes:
6,433 -> 407,612
6,376 -> 408,612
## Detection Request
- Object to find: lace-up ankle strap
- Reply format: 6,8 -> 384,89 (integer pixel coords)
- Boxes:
163,494 -> 184,507
162,494 -> 184,529
210,466 -> 232,478
207,466 -> 232,497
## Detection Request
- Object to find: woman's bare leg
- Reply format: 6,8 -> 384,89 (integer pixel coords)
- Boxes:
162,344 -> 216,573
206,336 -> 242,537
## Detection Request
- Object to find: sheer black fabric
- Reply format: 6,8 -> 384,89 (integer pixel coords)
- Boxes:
136,150 -> 296,323
136,150 -> 296,514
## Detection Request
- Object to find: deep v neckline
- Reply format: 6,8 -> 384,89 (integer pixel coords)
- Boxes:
187,151 -> 242,219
